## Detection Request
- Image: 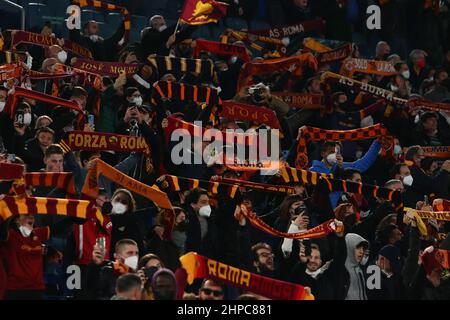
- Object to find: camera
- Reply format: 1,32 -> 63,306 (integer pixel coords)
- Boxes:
248,83 -> 269,105
301,239 -> 312,257
294,205 -> 308,217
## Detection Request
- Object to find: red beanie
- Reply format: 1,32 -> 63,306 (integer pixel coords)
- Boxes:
422,250 -> 442,275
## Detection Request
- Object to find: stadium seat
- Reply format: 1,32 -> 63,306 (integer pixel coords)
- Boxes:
26,3 -> 49,30
224,17 -> 248,31
104,12 -> 122,38
130,15 -> 148,42
249,20 -> 271,31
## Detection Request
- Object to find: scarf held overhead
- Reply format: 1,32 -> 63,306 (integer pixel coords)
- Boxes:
71,58 -> 142,78
193,39 -> 250,62
152,81 -> 220,106
340,58 -> 397,77
179,252 -> 313,300
272,92 -> 324,109
73,0 -> 131,46
81,159 -> 174,239
237,53 -> 318,92
220,100 -> 281,129
295,123 -> 392,169
0,195 -> 102,225
147,55 -> 215,79
248,19 -> 326,39
316,44 -> 354,65
9,30 -> 92,59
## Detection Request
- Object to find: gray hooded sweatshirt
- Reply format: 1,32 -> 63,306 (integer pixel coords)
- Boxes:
344,233 -> 369,300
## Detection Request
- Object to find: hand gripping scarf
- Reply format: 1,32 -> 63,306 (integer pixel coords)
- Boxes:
295,123 -> 393,169
322,71 -> 408,106
73,0 -> 130,47
178,252 -> 314,300
5,86 -> 86,126
152,81 -> 221,106
340,58 -> 397,77
237,53 -> 318,92
147,55 -> 215,80
0,195 -> 103,225
193,39 -> 250,62
71,58 -> 142,78
81,159 -> 174,239
9,30 -> 92,59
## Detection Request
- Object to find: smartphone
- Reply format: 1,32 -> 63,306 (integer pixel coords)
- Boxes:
424,195 -> 429,206
95,237 -> 106,257
302,239 -> 312,257
335,145 -> 341,156
88,114 -> 95,126
143,266 -> 159,280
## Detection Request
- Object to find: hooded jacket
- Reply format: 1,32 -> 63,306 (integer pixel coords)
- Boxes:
344,233 -> 369,300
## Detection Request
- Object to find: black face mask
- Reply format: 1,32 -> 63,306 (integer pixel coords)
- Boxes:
175,219 -> 189,232
344,213 -> 357,228
154,289 -> 176,300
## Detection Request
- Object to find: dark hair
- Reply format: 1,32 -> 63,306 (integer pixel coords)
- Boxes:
421,157 -> 437,172
393,61 -> 407,72
112,188 -> 136,214
184,188 -> 208,206
279,194 -> 304,221
200,278 -> 224,290
320,141 -> 338,155
124,87 -> 139,98
115,238 -> 138,254
15,101 -> 31,113
344,168 -> 361,181
390,162 -> 408,177
36,126 -> 55,137
405,145 -> 421,161
44,144 -> 64,158
115,273 -> 142,293
376,223 -> 398,244
79,150 -> 100,165
71,86 -> 88,99
138,253 -> 164,270
251,242 -> 272,262
420,111 -> 438,123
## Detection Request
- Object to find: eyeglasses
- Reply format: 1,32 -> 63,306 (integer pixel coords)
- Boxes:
201,288 -> 223,297
258,252 -> 274,258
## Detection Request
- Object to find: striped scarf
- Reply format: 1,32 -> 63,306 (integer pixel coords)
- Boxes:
82,159 -> 174,239
147,55 -> 215,80
217,177 -> 296,194
340,58 -> 397,77
0,195 -> 102,225
295,123 -> 392,169
178,252 -> 314,300
237,53 -> 318,92
279,166 -> 332,185
163,175 -> 239,199
303,37 -> 347,53
152,81 -> 221,106
220,100 -> 281,130
193,39 -> 251,62
421,146 -> 450,159
14,173 -> 76,196
221,30 -> 286,56
73,0 -> 130,47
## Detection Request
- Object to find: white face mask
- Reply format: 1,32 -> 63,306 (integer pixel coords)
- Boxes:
89,34 -> 100,42
111,201 -> 128,215
230,56 -> 238,64
124,255 -> 138,270
19,225 -> 32,237
394,144 -> 402,155
57,50 -> 68,64
403,174 -> 413,187
158,25 -> 167,32
133,96 -> 143,107
0,101 -> 5,113
198,205 -> 212,218
23,112 -> 32,125
326,153 -> 337,165
401,70 -> 410,79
